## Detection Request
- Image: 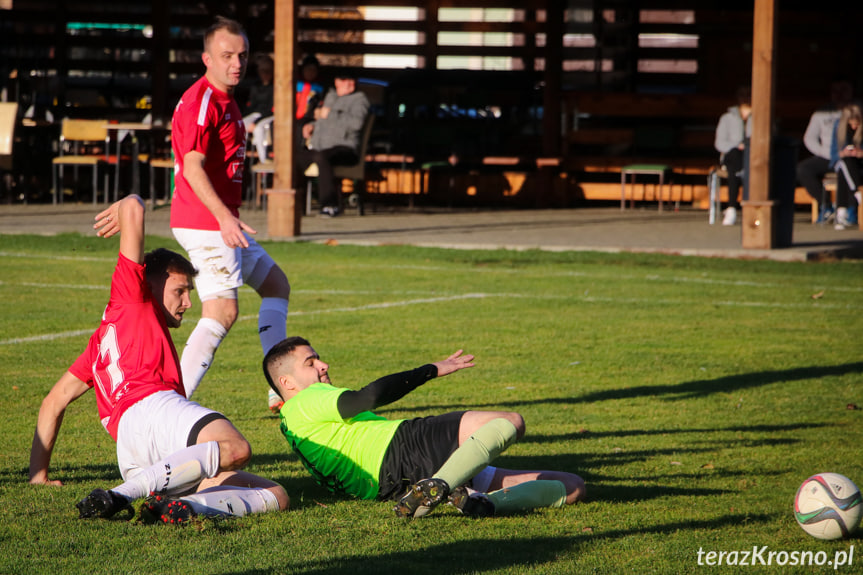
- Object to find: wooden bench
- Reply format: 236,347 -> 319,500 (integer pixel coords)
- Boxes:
561,92 -> 822,211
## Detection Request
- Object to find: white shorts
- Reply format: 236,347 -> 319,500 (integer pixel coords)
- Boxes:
115,390 -> 225,481
172,228 -> 276,301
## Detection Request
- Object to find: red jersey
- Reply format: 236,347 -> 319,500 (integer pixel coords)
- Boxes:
69,253 -> 185,441
170,76 -> 246,231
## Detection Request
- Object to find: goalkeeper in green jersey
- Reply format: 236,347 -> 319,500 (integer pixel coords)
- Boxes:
263,337 -> 585,519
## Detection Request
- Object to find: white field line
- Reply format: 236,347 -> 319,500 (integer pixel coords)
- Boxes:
0,280 -> 106,290
0,282 -> 437,295
578,295 -> 859,309
2,250 -> 862,293
1,329 -> 97,345
1,252 -> 860,346
358,263 -> 863,293
0,293 -> 495,346
1,289 -> 857,347
0,251 -> 113,263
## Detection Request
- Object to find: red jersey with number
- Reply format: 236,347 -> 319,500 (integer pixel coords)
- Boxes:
170,76 -> 246,231
69,253 -> 184,441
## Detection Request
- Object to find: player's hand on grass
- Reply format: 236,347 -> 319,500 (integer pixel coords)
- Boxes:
433,350 -> 475,377
29,474 -> 63,487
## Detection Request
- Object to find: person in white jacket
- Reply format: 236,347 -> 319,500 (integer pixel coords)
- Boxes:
796,79 -> 854,223
713,86 -> 752,225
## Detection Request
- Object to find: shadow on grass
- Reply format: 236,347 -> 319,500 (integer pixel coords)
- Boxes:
586,483 -> 730,502
587,469 -> 784,486
222,513 -> 772,575
9,462 -> 119,487
522,422 -> 828,444
249,421 -> 810,508
386,362 -> 863,414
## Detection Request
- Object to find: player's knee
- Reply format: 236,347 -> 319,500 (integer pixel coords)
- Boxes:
504,412 -> 525,438
537,471 -> 585,504
203,294 -> 239,329
565,474 -> 586,504
258,265 -> 290,299
271,484 -> 291,511
558,473 -> 586,504
218,437 -> 252,470
220,307 -> 239,329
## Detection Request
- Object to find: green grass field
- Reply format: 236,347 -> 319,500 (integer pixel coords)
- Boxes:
1,232 -> 861,574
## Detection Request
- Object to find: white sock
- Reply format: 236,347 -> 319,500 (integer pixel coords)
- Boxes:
181,318 -> 228,398
112,441 -> 220,500
181,486 -> 281,517
258,297 -> 288,354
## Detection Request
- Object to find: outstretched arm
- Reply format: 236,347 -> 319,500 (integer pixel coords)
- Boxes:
93,194 -> 146,264
29,371 -> 90,485
431,349 -> 475,377
337,350 -> 475,419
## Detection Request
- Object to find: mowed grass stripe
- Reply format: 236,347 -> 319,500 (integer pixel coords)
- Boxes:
3,288 -> 854,347
4,248 -> 862,294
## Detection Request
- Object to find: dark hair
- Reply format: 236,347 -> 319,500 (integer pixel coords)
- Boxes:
334,68 -> 358,81
301,54 -> 320,69
204,16 -> 246,51
144,248 -> 197,287
736,85 -> 751,106
255,53 -> 274,74
262,336 -> 312,399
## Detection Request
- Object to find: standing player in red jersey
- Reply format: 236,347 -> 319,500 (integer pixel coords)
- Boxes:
29,194 -> 289,524
170,16 -> 292,412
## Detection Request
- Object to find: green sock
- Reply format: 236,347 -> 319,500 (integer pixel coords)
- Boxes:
486,480 -> 567,514
433,418 -> 517,490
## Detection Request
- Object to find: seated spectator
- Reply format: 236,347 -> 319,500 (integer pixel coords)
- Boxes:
714,86 -> 752,226
263,337 -> 586,519
243,54 -> 275,161
244,54 -> 323,161
296,54 -> 323,137
830,103 -> 863,230
796,78 -> 854,223
295,70 -> 370,217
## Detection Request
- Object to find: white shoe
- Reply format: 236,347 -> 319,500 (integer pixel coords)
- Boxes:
722,207 -> 737,226
834,207 -> 850,230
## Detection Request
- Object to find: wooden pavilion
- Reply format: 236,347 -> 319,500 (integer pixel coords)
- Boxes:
1,1 -> 860,246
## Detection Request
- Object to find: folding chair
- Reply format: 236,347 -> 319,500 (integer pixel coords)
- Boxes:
249,121 -> 274,209
52,119 -> 110,204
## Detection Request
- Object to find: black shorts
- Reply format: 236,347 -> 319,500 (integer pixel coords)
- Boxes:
377,411 -> 465,501
187,412 -> 228,446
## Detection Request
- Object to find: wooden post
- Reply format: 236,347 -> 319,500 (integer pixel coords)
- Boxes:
742,0 -> 777,249
268,0 -> 300,238
542,0 -> 563,159
150,0 -> 170,124
423,0 -> 440,71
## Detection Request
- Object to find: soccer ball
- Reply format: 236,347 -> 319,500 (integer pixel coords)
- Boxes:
794,473 -> 862,540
